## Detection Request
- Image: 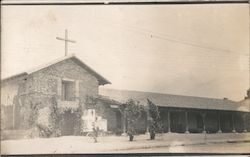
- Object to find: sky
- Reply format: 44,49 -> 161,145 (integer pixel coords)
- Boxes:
1,4 -> 249,101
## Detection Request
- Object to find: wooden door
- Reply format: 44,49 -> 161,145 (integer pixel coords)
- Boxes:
61,111 -> 76,136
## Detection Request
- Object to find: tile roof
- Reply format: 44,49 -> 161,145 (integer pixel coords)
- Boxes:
99,88 -> 250,112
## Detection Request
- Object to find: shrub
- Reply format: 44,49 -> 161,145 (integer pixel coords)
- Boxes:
120,99 -> 143,141
147,99 -> 163,140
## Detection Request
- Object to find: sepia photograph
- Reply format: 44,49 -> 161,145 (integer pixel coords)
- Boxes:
1,0 -> 250,155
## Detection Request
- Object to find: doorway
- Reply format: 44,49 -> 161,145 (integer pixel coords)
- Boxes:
60,110 -> 77,136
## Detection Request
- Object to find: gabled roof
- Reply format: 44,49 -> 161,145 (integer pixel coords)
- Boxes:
100,88 -> 249,112
2,54 -> 111,85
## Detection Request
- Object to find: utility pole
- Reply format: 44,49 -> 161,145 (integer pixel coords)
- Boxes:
56,29 -> 76,56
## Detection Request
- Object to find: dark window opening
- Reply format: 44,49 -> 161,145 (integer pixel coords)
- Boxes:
62,80 -> 75,101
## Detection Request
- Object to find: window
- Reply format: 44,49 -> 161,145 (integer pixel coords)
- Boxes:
61,80 -> 75,101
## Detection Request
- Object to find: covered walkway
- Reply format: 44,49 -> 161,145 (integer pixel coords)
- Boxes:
158,107 -> 250,134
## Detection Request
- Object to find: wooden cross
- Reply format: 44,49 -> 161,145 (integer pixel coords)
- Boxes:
56,29 -> 76,56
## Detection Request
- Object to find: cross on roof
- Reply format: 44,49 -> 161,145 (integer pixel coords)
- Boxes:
56,29 -> 76,56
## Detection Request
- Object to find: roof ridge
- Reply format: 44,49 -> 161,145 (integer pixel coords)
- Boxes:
101,88 -> 235,102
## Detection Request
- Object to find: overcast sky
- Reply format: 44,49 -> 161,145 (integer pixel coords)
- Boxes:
1,4 -> 249,101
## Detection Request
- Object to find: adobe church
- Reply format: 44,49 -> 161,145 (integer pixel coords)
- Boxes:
1,54 -> 123,137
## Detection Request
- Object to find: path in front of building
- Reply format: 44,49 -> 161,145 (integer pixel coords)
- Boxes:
116,141 -> 250,153
1,133 -> 250,154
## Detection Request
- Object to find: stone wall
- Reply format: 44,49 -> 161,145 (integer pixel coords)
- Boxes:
24,59 -> 100,136
30,59 -> 99,100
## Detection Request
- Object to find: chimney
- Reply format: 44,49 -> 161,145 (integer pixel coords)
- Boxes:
245,89 -> 250,99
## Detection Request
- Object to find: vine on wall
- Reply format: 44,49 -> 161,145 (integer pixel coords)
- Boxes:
22,93 -> 86,138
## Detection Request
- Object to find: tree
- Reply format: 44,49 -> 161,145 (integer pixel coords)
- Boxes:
147,99 -> 163,140
120,99 -> 143,141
